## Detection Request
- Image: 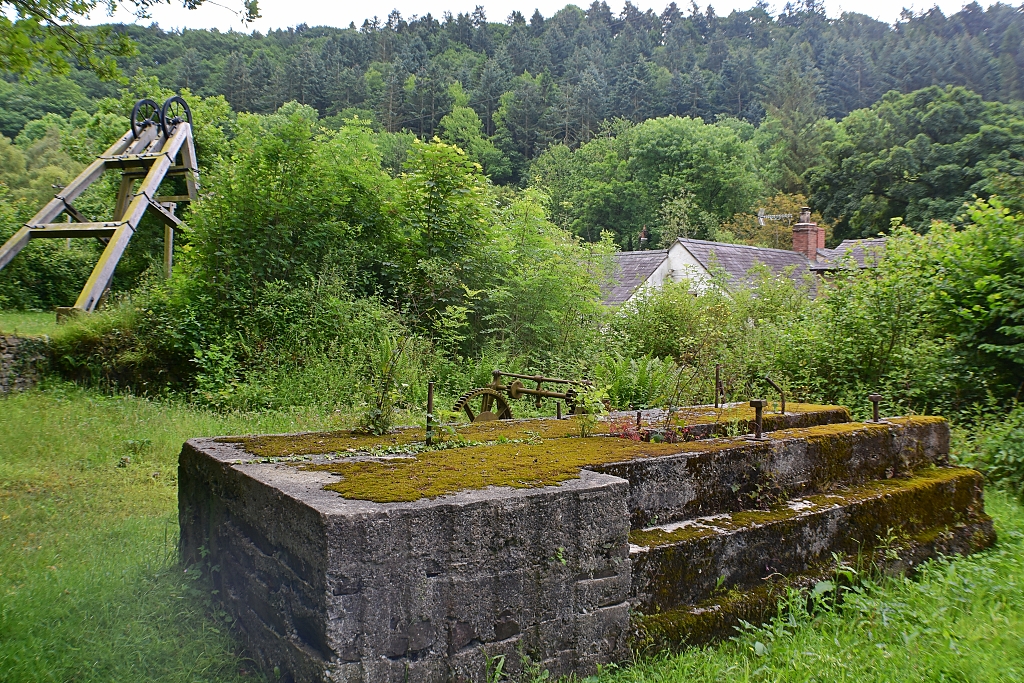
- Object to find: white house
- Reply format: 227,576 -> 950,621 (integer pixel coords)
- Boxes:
603,210 -> 884,306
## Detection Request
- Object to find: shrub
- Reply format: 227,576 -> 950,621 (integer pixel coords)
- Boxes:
966,405 -> 1024,499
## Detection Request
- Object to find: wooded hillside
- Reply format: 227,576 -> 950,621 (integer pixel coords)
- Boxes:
4,1 -> 1024,181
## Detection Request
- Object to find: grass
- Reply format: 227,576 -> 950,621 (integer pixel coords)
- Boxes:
0,310 -> 59,337
2,385 -> 1023,682
0,384 -> 341,683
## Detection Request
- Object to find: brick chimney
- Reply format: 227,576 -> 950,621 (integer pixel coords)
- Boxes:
792,207 -> 824,262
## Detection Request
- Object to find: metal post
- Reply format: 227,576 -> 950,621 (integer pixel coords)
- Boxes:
715,364 -> 722,408
426,382 -> 434,446
556,401 -> 562,420
636,410 -> 642,429
749,399 -> 767,439
869,394 -> 882,423
765,376 -> 786,415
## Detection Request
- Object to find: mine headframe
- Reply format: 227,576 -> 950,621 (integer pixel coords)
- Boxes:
0,97 -> 199,314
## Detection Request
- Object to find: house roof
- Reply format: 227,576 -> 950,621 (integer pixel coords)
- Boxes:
603,249 -> 668,305
676,238 -> 813,290
812,238 -> 887,271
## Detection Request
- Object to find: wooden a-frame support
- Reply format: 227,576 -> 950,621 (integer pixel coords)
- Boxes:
0,121 -> 199,313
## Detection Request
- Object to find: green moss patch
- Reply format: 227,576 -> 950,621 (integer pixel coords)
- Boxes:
769,420 -> 892,441
217,403 -> 848,459
629,466 -> 975,549
302,437 -> 749,503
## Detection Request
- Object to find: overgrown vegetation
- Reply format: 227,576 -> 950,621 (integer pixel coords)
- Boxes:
0,385 -> 340,683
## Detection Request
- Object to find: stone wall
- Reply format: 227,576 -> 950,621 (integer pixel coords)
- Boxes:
179,440 -> 632,683
0,335 -> 47,394
179,414 -> 993,683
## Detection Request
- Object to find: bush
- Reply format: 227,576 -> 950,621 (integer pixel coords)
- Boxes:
965,405 -> 1024,498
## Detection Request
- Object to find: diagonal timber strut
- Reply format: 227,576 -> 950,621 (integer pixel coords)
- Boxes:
0,122 -> 200,313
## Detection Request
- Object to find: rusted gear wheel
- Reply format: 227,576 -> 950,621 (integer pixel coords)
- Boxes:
452,387 -> 513,423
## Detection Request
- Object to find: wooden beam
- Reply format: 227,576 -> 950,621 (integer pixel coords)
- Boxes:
28,223 -> 121,238
73,223 -> 134,311
74,126 -> 190,312
122,166 -> 191,180
114,176 -> 133,221
179,123 -> 201,200
23,128 -> 141,228
155,195 -> 191,203
61,202 -> 89,223
0,227 -> 30,270
164,225 -> 174,277
145,199 -> 182,227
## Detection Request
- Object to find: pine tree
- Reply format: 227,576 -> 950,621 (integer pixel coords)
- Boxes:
222,51 -> 252,112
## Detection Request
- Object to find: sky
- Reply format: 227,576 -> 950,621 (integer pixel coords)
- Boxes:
90,0 -> 1001,34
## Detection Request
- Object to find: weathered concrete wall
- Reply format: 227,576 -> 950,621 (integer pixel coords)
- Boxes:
630,467 -> 992,614
593,418 -> 949,528
179,439 -> 632,683
0,335 -> 47,394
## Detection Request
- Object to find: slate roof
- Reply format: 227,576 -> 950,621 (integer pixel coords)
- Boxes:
676,238 -> 814,290
603,249 -> 668,305
812,238 -> 887,271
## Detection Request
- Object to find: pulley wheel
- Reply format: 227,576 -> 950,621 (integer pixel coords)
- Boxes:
160,96 -> 193,137
130,99 -> 161,138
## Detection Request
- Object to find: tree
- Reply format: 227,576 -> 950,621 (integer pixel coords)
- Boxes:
924,199 -> 1024,389
758,45 -> 831,194
438,105 -> 510,181
722,193 -> 830,249
398,138 -> 493,323
177,48 -> 205,91
805,85 -> 1024,240
221,51 -> 252,112
493,71 -> 555,180
0,0 -> 258,79
628,115 -> 763,225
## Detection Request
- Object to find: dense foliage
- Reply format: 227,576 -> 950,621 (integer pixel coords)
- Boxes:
806,86 -> 1024,240
5,2 -> 1024,167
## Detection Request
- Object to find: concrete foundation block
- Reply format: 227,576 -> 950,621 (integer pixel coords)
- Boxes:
180,440 -> 632,682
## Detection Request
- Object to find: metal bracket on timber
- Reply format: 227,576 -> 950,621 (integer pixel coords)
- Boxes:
0,97 -> 199,315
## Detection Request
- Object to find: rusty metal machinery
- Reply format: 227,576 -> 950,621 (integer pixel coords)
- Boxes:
452,370 -> 592,422
0,97 -> 199,315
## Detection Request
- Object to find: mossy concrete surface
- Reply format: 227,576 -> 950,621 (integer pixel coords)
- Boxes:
629,466 -> 994,615
633,500 -> 995,651
210,409 -> 899,509
215,402 -> 848,460
180,410 -> 994,681
593,417 -> 950,529
608,403 -> 850,439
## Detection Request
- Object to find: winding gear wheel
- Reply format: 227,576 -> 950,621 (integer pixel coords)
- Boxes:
453,387 -> 513,423
130,99 -> 161,138
160,96 -> 193,137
